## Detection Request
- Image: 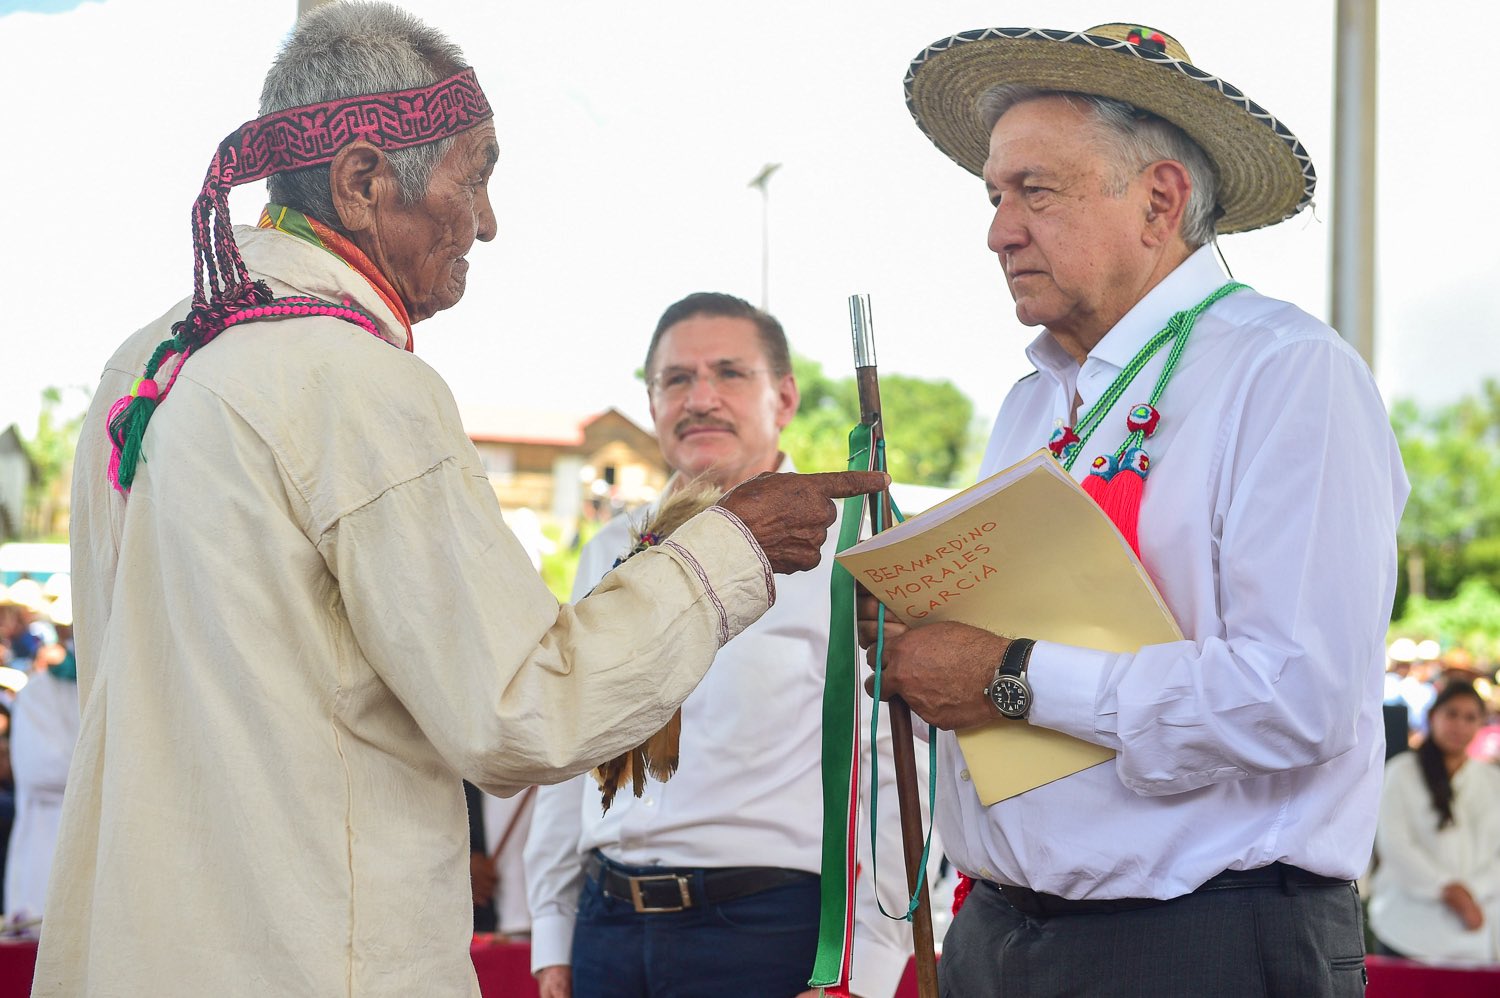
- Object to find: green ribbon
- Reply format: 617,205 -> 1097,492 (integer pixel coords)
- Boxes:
809,422 -> 876,991
863,517 -> 939,923
810,424 -> 935,992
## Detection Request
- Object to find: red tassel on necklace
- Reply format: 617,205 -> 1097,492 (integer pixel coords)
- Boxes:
952,871 -> 975,914
1096,448 -> 1149,557
1079,449 -> 1148,557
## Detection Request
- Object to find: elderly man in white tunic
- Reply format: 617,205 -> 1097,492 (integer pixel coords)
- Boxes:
33,4 -> 883,996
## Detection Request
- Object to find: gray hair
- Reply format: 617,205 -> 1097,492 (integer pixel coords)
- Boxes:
978,85 -> 1220,248
258,1 -> 469,231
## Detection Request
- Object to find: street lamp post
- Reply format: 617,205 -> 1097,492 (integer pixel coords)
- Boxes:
1330,0 -> 1378,368
748,163 -> 782,311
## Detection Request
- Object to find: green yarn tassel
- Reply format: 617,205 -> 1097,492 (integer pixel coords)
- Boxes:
109,393 -> 157,491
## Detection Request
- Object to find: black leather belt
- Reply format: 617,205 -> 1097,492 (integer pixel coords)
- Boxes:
585,852 -> 817,914
994,862 -> 1351,918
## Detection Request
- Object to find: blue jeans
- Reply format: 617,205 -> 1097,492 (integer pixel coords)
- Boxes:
571,863 -> 822,998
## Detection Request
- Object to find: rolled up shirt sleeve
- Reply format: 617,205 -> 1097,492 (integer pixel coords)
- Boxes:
1028,335 -> 1406,797
319,457 -> 774,793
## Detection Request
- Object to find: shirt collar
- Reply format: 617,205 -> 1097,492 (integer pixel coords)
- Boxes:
232,225 -> 410,351
1024,245 -> 1228,384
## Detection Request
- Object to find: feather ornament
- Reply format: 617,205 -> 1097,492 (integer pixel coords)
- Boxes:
593,480 -> 722,812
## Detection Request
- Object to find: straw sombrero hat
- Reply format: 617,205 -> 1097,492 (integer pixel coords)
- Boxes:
904,24 -> 1315,234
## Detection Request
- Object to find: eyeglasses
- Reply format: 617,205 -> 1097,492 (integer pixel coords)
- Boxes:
647,365 -> 766,400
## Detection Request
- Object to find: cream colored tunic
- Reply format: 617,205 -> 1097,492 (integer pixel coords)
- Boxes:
34,227 -> 773,997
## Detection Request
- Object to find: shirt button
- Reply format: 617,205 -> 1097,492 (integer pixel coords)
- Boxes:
643,797 -> 655,808
960,769 -> 971,782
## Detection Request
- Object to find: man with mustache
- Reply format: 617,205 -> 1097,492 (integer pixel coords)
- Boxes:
527,292 -> 919,998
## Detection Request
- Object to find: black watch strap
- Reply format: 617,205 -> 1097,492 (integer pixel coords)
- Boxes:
987,637 -> 1037,720
998,637 -> 1036,679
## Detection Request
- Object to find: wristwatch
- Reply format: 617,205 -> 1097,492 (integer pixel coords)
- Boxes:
986,638 -> 1036,720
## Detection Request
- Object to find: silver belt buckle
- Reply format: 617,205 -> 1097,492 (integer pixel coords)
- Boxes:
628,873 -> 693,913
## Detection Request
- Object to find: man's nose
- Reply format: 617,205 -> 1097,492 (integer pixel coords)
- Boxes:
683,373 -> 724,410
987,200 -> 1027,256
475,183 -> 497,243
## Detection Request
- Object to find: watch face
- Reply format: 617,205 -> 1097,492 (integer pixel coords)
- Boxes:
990,675 -> 1031,719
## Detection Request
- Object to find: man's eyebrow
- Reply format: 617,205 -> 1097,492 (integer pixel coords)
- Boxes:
985,165 -> 1056,190
478,140 -> 499,171
662,357 -> 751,371
1015,165 -> 1059,182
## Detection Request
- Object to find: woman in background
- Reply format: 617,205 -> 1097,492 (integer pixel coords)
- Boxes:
1370,681 -> 1500,963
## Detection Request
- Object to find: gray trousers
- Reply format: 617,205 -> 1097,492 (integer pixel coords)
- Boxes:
939,880 -> 1368,998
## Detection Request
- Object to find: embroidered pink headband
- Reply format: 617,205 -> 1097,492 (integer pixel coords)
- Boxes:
192,67 -> 492,308
217,67 -> 492,188
106,68 -> 493,494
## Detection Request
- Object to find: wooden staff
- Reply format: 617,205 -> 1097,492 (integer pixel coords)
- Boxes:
849,293 -> 939,998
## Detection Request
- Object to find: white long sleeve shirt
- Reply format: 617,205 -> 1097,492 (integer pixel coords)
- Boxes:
480,788 -> 536,935
942,246 -> 1409,900
1370,751 -> 1500,963
526,467 -> 922,998
4,669 -> 80,920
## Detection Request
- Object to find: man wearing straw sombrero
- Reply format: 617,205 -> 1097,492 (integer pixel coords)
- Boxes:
860,23 -> 1408,996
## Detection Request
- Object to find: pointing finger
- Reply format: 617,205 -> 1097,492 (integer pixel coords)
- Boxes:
799,470 -> 891,499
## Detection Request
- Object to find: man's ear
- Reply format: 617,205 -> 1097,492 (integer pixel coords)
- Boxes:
329,142 -> 389,234
773,373 -> 801,431
1141,159 -> 1191,247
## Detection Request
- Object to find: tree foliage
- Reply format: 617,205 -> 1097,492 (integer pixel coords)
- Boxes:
1390,381 -> 1500,617
780,354 -> 980,486
23,386 -> 91,540
1390,578 -> 1500,662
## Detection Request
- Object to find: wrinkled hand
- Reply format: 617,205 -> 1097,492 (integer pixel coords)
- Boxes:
535,965 -> 572,998
1442,882 -> 1485,931
469,852 -> 498,908
863,619 -> 1010,731
719,471 -> 889,575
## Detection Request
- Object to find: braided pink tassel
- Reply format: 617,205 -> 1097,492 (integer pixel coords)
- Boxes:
105,394 -> 131,494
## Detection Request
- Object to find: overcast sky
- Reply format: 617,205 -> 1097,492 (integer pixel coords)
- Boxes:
2,0 -> 1495,444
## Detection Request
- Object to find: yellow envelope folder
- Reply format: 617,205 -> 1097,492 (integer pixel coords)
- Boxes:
837,449 -> 1182,804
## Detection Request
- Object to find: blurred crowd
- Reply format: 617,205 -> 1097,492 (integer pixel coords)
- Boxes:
1382,641 -> 1500,761
0,577 -> 78,933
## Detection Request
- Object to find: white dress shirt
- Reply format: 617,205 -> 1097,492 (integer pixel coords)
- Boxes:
1370,751 -> 1500,963
4,669 -> 80,921
480,788 -> 536,935
942,245 -> 1409,900
527,461 -> 923,998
